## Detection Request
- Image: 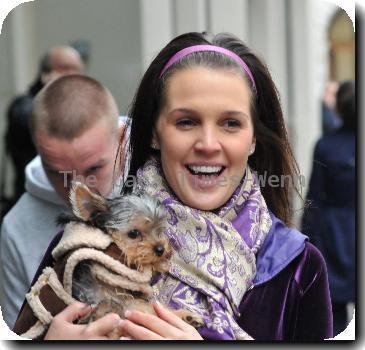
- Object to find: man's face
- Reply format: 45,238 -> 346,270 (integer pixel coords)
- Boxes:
35,119 -> 120,204
42,47 -> 84,85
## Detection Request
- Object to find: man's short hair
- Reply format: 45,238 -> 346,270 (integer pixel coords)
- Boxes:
31,74 -> 119,140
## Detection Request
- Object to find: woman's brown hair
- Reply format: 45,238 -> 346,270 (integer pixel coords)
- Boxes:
120,32 -> 301,226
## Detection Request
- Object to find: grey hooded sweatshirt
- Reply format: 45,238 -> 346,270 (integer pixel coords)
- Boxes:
0,117 -> 128,329
0,156 -> 69,329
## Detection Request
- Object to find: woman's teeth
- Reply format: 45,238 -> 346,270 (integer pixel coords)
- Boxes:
187,165 -> 223,175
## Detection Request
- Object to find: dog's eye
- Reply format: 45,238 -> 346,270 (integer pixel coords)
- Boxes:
127,229 -> 141,239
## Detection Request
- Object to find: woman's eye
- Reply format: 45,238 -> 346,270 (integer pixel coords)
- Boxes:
176,119 -> 196,128
127,229 -> 141,239
223,119 -> 241,129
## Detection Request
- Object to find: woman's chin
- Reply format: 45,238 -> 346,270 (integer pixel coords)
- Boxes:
179,190 -> 230,211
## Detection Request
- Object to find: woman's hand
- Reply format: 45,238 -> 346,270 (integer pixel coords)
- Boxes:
44,302 -> 123,340
119,302 -> 203,340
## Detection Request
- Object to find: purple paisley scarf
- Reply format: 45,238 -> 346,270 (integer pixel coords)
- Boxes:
135,157 -> 272,340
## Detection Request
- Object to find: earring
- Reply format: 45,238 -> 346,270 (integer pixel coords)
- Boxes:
151,142 -> 158,150
249,147 -> 255,155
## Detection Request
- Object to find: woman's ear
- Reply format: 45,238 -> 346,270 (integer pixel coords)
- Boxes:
249,137 -> 256,156
151,131 -> 160,150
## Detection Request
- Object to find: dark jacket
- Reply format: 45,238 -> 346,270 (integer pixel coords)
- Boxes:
238,213 -> 333,340
15,213 -> 332,341
5,94 -> 37,201
302,128 -> 355,303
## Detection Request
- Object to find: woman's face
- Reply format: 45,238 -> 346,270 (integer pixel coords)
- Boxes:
154,66 -> 255,211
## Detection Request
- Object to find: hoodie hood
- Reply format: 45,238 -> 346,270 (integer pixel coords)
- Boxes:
25,156 -> 67,207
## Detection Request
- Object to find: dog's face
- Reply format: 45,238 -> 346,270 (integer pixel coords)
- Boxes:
69,182 -> 171,273
110,214 -> 171,273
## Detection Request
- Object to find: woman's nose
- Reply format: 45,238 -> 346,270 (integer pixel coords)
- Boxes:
194,126 -> 221,154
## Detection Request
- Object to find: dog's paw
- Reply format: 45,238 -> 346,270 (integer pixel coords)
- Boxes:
183,314 -> 205,329
173,309 -> 205,329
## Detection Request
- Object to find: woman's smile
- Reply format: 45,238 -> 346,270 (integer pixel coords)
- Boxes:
154,66 -> 255,210
183,163 -> 226,190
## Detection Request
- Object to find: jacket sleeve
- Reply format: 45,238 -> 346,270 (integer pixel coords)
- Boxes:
301,140 -> 327,248
0,218 -> 30,330
12,230 -> 63,332
307,141 -> 327,202
294,243 -> 333,340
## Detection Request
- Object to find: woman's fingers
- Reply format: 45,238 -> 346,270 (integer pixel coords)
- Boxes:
125,308 -> 180,337
55,302 -> 92,323
118,318 -> 164,340
121,307 -> 203,340
152,302 -> 191,330
84,313 -> 123,337
45,303 -> 125,340
48,302 -> 201,340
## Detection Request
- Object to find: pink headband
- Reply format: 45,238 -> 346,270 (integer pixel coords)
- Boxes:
159,44 -> 256,90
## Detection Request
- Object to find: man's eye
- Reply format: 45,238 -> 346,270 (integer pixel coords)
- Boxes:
87,166 -> 102,174
48,170 -> 66,178
127,229 -> 141,239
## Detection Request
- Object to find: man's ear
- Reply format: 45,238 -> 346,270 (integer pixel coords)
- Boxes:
118,124 -> 126,140
40,72 -> 49,85
69,182 -> 108,221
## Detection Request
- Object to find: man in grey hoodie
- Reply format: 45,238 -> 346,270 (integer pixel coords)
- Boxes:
0,75 -> 127,329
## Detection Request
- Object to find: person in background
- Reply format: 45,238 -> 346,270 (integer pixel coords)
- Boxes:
19,32 -> 332,341
302,81 -> 355,336
3,46 -> 84,210
321,80 -> 342,135
71,39 -> 91,68
0,74 -> 126,329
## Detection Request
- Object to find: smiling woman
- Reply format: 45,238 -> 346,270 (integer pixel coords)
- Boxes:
120,32 -> 332,341
153,67 -> 255,211
23,32 -> 332,341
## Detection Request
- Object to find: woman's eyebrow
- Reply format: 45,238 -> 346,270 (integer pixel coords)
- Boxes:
167,108 -> 197,116
166,108 -> 250,120
221,110 -> 250,119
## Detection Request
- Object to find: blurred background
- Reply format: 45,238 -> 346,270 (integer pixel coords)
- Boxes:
0,0 -> 356,336
0,0 -> 355,224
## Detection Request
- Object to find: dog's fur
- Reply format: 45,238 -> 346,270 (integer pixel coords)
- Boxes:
57,182 -> 203,339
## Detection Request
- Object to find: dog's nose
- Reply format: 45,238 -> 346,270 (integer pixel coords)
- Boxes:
154,245 -> 165,257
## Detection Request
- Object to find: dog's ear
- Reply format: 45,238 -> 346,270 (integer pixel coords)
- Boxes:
69,182 -> 108,221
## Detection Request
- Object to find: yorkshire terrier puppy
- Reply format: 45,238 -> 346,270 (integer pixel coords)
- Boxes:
57,182 -> 203,339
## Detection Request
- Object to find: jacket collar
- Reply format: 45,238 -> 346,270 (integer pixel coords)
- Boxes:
253,212 -> 308,286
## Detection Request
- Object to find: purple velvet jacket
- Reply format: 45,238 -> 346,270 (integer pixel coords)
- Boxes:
234,212 -> 333,341
16,212 -> 333,341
